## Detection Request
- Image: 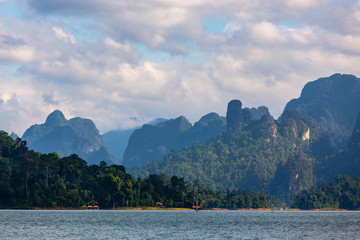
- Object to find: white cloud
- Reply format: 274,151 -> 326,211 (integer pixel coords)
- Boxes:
52,27 -> 77,44
0,45 -> 34,63
283,0 -> 328,10
104,38 -> 131,52
250,21 -> 286,44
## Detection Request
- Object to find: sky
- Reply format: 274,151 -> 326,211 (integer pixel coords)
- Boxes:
1,0 -> 360,136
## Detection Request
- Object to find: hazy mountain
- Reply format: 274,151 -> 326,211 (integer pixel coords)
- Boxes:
123,116 -> 193,168
123,113 -> 227,168
284,73 -> 360,149
102,129 -> 136,163
102,118 -> 167,163
22,110 -> 114,165
123,101 -> 269,168
9,132 -> 18,140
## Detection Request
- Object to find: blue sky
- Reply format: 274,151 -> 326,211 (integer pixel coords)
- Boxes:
1,0 -> 360,135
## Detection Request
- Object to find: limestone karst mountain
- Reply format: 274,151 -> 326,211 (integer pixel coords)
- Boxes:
284,73 -> 360,149
22,110 -> 114,165
135,100 -> 328,203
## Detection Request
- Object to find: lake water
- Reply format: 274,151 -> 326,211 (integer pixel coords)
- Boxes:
1,210 -> 360,239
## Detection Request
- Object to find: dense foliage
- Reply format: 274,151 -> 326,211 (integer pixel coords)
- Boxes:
293,175 -> 360,210
0,131 -> 269,209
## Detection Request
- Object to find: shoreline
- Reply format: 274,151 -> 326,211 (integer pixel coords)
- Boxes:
0,207 -> 351,211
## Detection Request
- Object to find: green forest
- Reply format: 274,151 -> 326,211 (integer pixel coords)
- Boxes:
2,127 -> 360,210
293,175 -> 360,210
0,130 -> 269,209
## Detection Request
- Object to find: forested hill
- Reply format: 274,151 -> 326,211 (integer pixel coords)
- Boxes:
135,101 -> 333,203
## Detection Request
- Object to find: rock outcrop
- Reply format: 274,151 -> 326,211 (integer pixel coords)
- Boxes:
226,100 -> 244,130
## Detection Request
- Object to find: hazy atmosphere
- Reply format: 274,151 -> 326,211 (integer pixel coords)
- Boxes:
1,0 -> 360,135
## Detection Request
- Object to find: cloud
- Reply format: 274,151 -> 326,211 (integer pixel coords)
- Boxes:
250,21 -> 286,44
104,38 -> 131,52
1,0 -> 360,136
52,27 -> 77,44
0,34 -> 34,63
0,45 -> 34,63
282,0 -> 328,10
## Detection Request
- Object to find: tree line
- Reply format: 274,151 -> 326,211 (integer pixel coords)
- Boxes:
0,131 -> 269,209
292,175 -> 360,210
3,130 -> 359,210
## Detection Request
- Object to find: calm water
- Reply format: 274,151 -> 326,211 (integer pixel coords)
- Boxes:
1,210 -> 360,239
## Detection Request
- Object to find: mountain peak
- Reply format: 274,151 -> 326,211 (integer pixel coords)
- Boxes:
45,110 -> 68,126
157,116 -> 192,132
226,99 -> 244,130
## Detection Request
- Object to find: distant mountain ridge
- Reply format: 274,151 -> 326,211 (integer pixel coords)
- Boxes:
123,113 -> 226,167
22,110 -> 114,165
122,105 -> 270,168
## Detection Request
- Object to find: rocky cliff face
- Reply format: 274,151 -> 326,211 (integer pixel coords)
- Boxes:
318,111 -> 360,182
279,110 -> 321,141
22,110 -> 114,165
348,111 -> 360,150
283,73 -> 360,149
